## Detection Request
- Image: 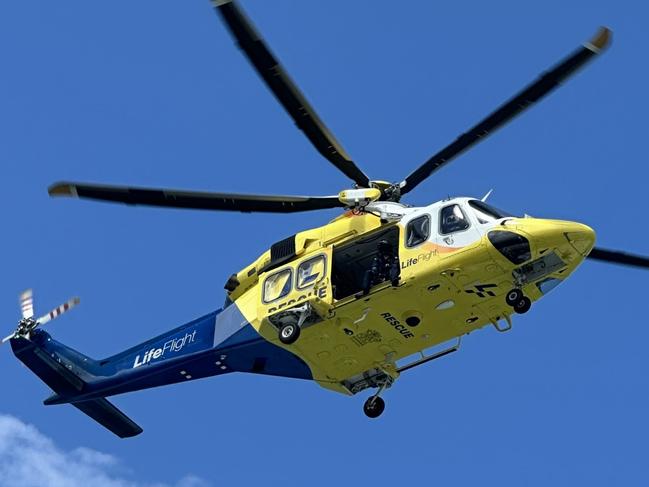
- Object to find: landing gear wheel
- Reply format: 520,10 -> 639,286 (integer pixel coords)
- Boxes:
363,396 -> 385,419
514,296 -> 532,314
278,323 -> 301,345
506,288 -> 523,307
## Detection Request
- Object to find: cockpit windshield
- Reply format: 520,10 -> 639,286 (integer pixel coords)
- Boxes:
468,200 -> 515,224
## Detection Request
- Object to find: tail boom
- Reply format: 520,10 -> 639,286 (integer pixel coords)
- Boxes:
10,303 -> 312,437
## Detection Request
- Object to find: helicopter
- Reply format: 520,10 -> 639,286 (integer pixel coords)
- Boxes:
5,0 -> 649,438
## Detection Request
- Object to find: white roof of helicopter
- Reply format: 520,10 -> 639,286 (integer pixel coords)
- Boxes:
368,196 -> 487,219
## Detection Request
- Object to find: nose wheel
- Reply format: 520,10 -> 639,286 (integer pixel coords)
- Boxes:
505,288 -> 523,306
513,296 -> 531,314
506,288 -> 532,314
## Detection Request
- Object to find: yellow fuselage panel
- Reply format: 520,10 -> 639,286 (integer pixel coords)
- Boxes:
234,214 -> 595,394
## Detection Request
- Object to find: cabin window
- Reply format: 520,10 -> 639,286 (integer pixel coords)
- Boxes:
406,215 -> 430,247
297,255 -> 326,290
440,204 -> 470,235
263,268 -> 293,303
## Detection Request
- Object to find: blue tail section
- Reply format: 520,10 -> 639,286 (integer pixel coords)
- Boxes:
10,336 -> 143,438
11,304 -> 312,437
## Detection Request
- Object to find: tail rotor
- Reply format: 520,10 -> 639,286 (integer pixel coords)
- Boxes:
19,289 -> 34,320
2,289 -> 80,344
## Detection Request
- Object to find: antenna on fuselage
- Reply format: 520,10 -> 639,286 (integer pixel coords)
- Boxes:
481,189 -> 494,202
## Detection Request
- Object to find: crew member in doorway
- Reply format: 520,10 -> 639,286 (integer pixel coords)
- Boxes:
362,240 -> 400,295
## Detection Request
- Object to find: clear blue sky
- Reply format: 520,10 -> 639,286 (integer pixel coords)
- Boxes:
1,1 -> 648,486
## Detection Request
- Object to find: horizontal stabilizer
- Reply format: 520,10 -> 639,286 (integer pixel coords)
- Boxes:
72,398 -> 143,438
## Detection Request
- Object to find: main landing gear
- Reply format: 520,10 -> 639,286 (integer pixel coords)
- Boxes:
363,381 -> 389,418
505,288 -> 531,314
363,396 -> 385,418
276,303 -> 310,345
278,323 -> 300,345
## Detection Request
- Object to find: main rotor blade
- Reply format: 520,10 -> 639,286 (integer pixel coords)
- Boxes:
587,247 -> 649,270
49,182 -> 344,213
399,27 -> 611,195
213,0 -> 370,187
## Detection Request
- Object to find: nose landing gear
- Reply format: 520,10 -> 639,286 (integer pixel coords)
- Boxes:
506,288 -> 532,314
505,288 -> 523,306
513,296 -> 532,314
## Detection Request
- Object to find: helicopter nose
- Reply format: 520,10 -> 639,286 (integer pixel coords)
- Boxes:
489,219 -> 595,266
563,222 -> 596,256
518,219 -> 596,262
526,219 -> 596,257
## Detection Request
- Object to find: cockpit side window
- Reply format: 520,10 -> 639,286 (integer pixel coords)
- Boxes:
406,214 -> 430,248
440,204 -> 470,235
263,268 -> 292,303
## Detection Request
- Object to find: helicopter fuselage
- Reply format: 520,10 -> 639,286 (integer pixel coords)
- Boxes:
8,195 -> 597,438
228,197 -> 595,395
10,1 -> 627,435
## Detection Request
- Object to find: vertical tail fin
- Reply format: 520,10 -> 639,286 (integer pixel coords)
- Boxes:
10,332 -> 143,438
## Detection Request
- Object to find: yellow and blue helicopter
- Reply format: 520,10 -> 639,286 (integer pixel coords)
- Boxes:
5,0 -> 649,437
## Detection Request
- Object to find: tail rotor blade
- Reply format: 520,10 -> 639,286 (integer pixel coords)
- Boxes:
1,334 -> 15,344
36,297 -> 80,326
20,289 -> 34,320
3,292 -> 81,345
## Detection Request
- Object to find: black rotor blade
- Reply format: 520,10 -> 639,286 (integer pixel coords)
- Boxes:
213,0 -> 370,187
48,182 -> 344,213
399,27 -> 611,195
587,247 -> 649,270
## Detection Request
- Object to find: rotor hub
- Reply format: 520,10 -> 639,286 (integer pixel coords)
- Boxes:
369,181 -> 402,202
